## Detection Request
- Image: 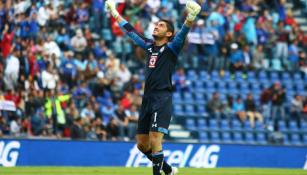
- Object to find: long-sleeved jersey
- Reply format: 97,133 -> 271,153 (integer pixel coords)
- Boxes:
119,20 -> 190,94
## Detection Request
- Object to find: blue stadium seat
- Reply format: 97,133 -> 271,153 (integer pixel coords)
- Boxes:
283,134 -> 290,145
303,134 -> 307,145
301,122 -> 307,132
187,70 -> 198,81
210,131 -> 220,142
291,134 -> 301,145
247,71 -> 256,80
245,132 -> 255,144
196,105 -> 208,118
254,121 -> 265,132
289,121 -> 299,132
235,72 -> 245,82
269,72 -> 279,82
221,71 -> 231,82
233,132 -> 244,143
243,121 -> 253,131
239,82 -> 249,90
209,119 -> 219,131
173,104 -> 184,116
281,72 -> 290,80
199,132 -> 209,142
231,119 -> 242,131
220,119 -> 230,131
197,119 -> 207,130
228,81 -> 237,90
199,71 -> 209,82
295,82 -> 305,92
278,120 -> 287,132
173,92 -> 182,104
221,132 -> 232,143
195,94 -> 206,105
185,105 -> 197,117
284,82 -> 293,91
183,93 -> 195,104
258,71 -> 268,80
251,82 -> 261,91
260,79 -> 271,89
217,81 -> 226,89
256,133 -> 267,144
293,72 -> 302,81
199,70 -> 208,77
205,81 -> 215,89
186,119 -> 197,131
194,81 -> 206,93
211,71 -> 220,81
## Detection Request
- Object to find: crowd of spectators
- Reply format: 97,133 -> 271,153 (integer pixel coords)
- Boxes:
0,0 -> 306,141
205,83 -> 307,130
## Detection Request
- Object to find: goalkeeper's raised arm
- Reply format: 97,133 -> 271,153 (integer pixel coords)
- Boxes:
105,0 -> 202,50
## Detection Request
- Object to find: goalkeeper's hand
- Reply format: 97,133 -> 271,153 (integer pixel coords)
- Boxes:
186,0 -> 202,21
105,0 -> 120,19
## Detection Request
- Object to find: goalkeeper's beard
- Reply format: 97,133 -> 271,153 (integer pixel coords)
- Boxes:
152,34 -> 170,42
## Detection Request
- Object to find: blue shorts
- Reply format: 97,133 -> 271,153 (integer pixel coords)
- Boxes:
137,92 -> 172,135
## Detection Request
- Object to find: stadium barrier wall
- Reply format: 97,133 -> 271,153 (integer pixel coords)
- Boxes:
0,139 -> 306,169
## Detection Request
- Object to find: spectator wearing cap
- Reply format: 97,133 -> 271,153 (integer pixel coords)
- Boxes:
229,43 -> 245,73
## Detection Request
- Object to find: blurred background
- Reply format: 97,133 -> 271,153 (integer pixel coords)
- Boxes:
0,0 -> 307,148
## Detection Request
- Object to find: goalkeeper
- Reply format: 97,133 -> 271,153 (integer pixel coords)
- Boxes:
105,1 -> 201,175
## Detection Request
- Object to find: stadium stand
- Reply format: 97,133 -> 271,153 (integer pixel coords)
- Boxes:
0,0 -> 306,147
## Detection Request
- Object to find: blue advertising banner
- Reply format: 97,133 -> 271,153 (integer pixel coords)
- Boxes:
0,139 -> 306,169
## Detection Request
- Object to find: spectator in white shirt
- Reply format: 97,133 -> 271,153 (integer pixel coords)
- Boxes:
41,62 -> 58,90
4,49 -> 20,90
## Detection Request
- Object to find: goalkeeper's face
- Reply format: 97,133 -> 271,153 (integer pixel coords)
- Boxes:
152,21 -> 173,40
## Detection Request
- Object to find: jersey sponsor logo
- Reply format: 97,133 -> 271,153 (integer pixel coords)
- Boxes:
126,144 -> 220,168
0,141 -> 20,167
149,55 -> 158,68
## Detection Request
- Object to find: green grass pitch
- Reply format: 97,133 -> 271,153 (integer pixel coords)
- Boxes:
0,167 -> 305,175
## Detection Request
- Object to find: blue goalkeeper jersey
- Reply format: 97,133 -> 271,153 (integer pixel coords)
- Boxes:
119,20 -> 190,94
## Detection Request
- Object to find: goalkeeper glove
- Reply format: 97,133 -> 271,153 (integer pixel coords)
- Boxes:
186,0 -> 202,21
105,0 -> 120,19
